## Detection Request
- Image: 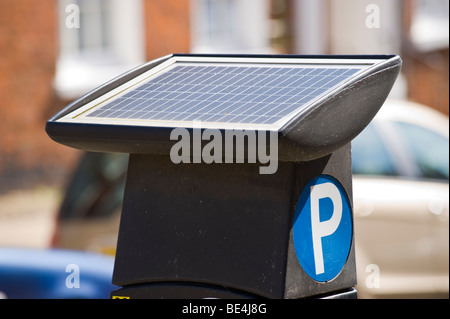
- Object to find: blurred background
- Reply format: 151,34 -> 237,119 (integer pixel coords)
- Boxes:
0,0 -> 448,298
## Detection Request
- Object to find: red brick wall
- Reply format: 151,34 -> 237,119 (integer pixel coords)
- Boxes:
400,1 -> 449,116
143,0 -> 191,60
0,0 -> 192,192
0,0 -> 79,191
403,49 -> 449,116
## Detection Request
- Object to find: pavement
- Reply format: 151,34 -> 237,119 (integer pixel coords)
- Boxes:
0,187 -> 61,249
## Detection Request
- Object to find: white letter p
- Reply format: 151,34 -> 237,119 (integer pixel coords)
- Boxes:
310,182 -> 342,275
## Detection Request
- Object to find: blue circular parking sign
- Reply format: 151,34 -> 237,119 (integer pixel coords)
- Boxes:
293,175 -> 352,282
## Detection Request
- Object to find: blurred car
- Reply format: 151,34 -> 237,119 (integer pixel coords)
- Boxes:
53,100 -> 449,298
0,247 -> 116,299
52,152 -> 127,255
352,100 -> 449,298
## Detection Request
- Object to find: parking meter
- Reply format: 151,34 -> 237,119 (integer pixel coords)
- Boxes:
46,54 -> 401,298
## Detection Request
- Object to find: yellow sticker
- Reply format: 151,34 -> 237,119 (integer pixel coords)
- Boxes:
112,296 -> 130,299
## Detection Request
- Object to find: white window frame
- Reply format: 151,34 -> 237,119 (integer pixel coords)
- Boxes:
410,0 -> 449,52
55,0 -> 145,100
190,0 -> 272,54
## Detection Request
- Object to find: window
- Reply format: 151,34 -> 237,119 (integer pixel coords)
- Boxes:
352,123 -> 397,176
394,121 -> 449,180
410,0 -> 449,52
56,0 -> 145,100
59,0 -> 112,56
191,0 -> 271,53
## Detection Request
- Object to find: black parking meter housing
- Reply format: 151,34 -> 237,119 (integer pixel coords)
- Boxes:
46,54 -> 401,298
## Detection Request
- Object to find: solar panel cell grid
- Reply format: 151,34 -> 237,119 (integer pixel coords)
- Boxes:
80,63 -> 362,128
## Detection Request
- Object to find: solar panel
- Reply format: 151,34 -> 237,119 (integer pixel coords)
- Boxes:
82,64 -> 362,129
57,56 -> 372,130
48,54 -> 402,158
